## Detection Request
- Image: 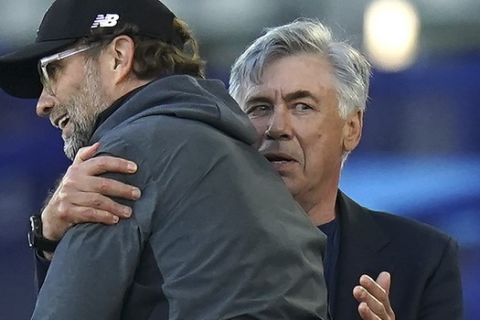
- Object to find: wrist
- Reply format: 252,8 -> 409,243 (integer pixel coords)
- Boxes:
28,215 -> 60,253
40,208 -> 63,241
41,221 -> 61,242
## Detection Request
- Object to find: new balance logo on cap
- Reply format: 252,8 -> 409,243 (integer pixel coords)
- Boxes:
91,14 -> 120,28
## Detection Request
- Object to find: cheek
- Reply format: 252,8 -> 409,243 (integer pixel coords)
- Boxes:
54,79 -> 83,103
296,127 -> 325,166
249,117 -> 268,140
303,132 -> 342,172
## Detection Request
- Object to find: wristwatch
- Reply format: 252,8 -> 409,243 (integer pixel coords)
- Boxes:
28,215 -> 59,253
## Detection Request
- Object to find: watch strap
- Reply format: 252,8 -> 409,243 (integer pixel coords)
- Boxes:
28,215 -> 59,253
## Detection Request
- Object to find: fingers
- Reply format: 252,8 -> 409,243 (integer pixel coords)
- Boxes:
361,273 -> 393,314
64,153 -> 140,198
73,143 -> 100,165
353,285 -> 385,318
67,207 -> 121,225
65,174 -> 141,200
72,144 -> 138,177
358,302 -> 382,320
376,272 -> 391,296
359,274 -> 389,305
40,152 -> 140,242
41,190 -> 134,241
41,188 -> 136,241
90,176 -> 141,200
66,190 -> 135,218
78,155 -> 138,176
354,273 -> 395,320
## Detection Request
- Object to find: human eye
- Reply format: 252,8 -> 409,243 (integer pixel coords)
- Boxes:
245,104 -> 272,118
293,102 -> 313,113
46,62 -> 62,81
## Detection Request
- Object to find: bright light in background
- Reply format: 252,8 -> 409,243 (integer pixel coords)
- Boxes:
364,0 -> 420,72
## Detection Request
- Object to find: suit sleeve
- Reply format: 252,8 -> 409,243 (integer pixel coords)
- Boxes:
418,237 -> 463,320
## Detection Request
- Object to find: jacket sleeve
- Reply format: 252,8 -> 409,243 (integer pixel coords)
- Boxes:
418,237 -> 463,320
31,218 -> 144,319
33,251 -> 50,293
31,140 -> 151,320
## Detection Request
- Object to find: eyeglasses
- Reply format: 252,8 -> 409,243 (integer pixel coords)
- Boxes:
37,44 -> 97,94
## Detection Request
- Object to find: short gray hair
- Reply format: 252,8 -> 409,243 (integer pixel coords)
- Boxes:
229,19 -> 371,119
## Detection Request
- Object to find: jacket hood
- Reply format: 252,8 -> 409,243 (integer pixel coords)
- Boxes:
91,75 -> 257,145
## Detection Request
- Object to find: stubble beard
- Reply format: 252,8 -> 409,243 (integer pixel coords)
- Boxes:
63,59 -> 110,160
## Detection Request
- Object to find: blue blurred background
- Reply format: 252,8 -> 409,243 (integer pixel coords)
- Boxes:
0,0 -> 479,319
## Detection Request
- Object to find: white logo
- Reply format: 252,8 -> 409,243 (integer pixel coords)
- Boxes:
91,14 -> 119,29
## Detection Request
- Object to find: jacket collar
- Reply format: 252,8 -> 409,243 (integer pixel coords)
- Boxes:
336,190 -> 391,256
332,190 -> 392,319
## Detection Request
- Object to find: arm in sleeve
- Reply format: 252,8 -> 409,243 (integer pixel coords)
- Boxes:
418,237 -> 463,320
33,251 -> 50,293
31,141 -> 152,320
31,209 -> 144,319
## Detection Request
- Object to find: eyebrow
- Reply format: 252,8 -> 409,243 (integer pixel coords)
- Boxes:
246,90 -> 319,104
283,90 -> 320,104
244,96 -> 272,106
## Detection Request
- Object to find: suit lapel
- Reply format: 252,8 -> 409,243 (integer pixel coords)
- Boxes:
332,191 -> 392,319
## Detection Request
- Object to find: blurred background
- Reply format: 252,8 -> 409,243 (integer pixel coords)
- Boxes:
0,0 -> 479,319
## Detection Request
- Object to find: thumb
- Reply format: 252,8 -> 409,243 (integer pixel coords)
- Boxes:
73,143 -> 100,165
376,271 -> 391,295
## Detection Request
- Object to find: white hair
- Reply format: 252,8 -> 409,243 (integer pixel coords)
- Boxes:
229,19 -> 371,119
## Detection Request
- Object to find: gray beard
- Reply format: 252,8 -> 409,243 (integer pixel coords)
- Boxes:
63,112 -> 97,160
63,59 -> 109,160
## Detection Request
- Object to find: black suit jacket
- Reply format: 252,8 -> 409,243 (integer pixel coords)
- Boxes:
332,191 -> 463,320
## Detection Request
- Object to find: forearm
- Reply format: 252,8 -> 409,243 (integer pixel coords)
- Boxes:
31,178 -> 63,292
32,220 -> 142,319
33,250 -> 51,293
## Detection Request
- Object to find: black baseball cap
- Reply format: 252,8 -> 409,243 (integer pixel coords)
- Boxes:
0,0 -> 181,99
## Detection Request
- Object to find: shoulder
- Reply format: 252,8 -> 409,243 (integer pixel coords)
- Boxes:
95,112 -> 261,193
342,191 -> 453,243
373,211 -> 460,271
100,115 -> 233,156
373,210 -> 453,244
339,191 -> 458,258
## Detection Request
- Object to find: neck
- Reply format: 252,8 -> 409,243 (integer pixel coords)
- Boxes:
294,178 -> 339,227
108,77 -> 152,106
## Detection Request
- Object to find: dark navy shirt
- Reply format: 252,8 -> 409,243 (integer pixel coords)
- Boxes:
318,218 -> 340,317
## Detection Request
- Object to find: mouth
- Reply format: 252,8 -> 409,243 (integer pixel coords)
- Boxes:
53,114 -> 70,130
263,152 -> 297,164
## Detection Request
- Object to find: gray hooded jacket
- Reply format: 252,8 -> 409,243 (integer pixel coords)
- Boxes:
32,75 -> 328,320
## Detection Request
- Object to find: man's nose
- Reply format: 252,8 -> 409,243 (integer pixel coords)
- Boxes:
36,89 -> 56,117
266,108 -> 293,140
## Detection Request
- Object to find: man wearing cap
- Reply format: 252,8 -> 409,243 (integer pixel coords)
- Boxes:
0,0 -> 329,319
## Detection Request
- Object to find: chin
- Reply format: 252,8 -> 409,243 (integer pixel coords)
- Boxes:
63,138 -> 82,161
282,177 -> 298,194
63,145 -> 76,161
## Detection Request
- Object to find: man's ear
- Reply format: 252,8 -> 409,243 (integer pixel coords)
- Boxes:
105,35 -> 136,85
342,109 -> 363,152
